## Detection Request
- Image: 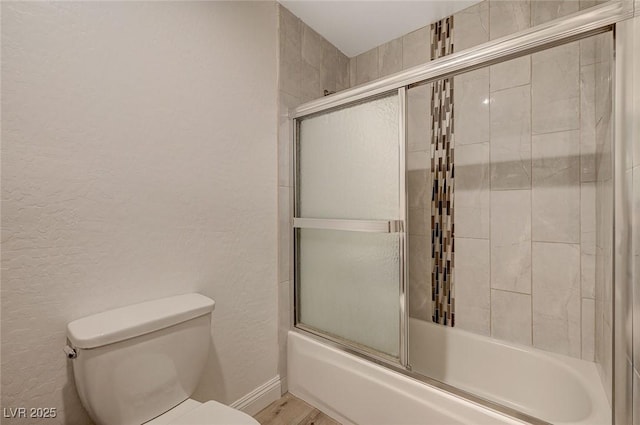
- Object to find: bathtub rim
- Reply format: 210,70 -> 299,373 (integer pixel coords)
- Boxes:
292,325 -> 551,425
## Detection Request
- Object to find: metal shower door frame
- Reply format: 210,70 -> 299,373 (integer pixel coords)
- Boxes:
292,88 -> 409,368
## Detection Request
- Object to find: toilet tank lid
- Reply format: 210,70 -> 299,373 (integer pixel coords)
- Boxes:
67,293 -> 215,349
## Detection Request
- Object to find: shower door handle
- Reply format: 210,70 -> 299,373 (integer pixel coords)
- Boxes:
293,218 -> 404,233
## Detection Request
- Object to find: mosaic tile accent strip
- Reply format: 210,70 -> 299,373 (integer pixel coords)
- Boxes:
430,16 -> 455,326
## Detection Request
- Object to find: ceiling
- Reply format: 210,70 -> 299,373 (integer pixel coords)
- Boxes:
278,0 -> 480,57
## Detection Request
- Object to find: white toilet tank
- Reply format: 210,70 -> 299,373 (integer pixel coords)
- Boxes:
66,293 -> 215,425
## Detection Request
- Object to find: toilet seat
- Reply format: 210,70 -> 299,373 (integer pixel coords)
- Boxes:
146,399 -> 259,425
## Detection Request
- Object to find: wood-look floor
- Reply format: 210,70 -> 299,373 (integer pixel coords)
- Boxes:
254,393 -> 341,425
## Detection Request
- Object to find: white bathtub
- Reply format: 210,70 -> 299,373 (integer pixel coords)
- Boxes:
288,331 -> 524,425
408,319 -> 610,425
287,320 -> 611,425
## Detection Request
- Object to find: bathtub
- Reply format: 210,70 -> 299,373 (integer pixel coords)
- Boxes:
287,319 -> 611,425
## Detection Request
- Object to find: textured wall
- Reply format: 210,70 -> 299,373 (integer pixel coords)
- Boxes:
1,2 -> 278,423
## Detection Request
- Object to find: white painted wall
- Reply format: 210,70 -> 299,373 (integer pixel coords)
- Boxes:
1,2 -> 278,423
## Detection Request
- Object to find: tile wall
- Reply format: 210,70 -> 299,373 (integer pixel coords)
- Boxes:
429,17 -> 456,326
353,0 -> 612,363
276,5 -> 350,393
452,2 -> 608,362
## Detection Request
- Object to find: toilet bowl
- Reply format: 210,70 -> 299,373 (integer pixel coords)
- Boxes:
66,293 -> 259,425
146,399 -> 258,425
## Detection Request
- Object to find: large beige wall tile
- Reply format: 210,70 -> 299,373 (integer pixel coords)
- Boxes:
490,190 -> 532,294
532,242 -> 581,357
455,238 -> 491,336
532,130 -> 581,243
491,289 -> 532,346
320,41 -> 338,94
601,321 -> 613,402
582,251 -> 596,300
580,32 -> 611,68
580,64 -> 597,182
408,151 -> 429,172
489,0 -> 530,40
531,0 -> 579,26
581,182 -> 596,298
408,207 -> 428,236
402,27 -> 430,69
301,60 -> 321,103
595,30 -> 614,69
453,1 -> 489,52
301,25 -> 323,69
409,235 -> 431,321
279,22 -> 302,98
580,37 -> 596,67
355,47 -> 379,85
408,170 -> 429,209
454,69 -> 490,146
490,56 -> 531,93
278,91 -> 300,187
582,298 -> 595,361
532,42 -> 580,134
378,37 -> 403,77
595,58 -> 613,180
455,142 -> 490,239
336,52 -> 349,92
349,57 -> 356,88
279,5 -> 300,41
490,84 -> 532,190
596,296 -> 603,364
407,84 -> 431,152
580,183 -> 597,240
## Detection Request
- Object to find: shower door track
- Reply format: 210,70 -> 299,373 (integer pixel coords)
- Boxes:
290,1 -> 635,424
290,1 -> 632,120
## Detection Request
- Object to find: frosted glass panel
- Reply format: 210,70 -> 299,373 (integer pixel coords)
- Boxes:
298,229 -> 400,356
299,94 -> 400,220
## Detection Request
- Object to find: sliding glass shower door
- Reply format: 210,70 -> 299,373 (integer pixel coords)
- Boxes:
294,90 -> 407,361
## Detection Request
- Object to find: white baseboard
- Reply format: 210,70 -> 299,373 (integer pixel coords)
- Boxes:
230,375 -> 281,416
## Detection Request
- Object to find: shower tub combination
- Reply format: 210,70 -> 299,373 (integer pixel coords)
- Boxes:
286,1 -> 633,424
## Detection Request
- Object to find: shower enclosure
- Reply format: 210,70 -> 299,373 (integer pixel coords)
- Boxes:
289,2 -> 636,424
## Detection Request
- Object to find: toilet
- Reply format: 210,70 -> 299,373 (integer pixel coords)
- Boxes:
66,293 -> 260,425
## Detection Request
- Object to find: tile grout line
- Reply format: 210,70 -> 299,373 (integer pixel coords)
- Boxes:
492,287 -> 534,297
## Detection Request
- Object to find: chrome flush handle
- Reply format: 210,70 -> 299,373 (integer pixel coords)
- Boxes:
63,345 -> 77,359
